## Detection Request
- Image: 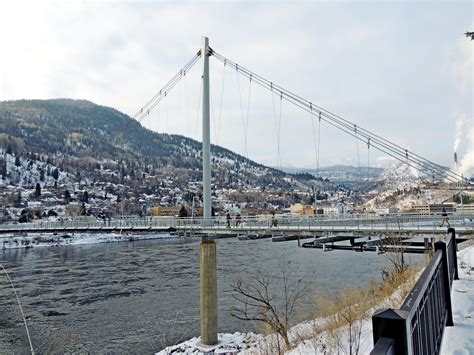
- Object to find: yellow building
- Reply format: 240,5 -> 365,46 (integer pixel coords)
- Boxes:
290,204 -> 319,215
290,203 -> 305,214
151,206 -> 181,217
303,208 -> 316,215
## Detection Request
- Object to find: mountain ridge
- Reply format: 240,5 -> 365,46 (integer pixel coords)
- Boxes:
0,98 -> 309,190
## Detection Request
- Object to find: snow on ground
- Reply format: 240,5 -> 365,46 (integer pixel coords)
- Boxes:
157,333 -> 259,354
440,243 -> 474,355
1,232 -> 188,250
157,244 -> 474,355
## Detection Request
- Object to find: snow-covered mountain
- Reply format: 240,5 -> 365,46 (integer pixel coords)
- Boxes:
378,158 -> 436,189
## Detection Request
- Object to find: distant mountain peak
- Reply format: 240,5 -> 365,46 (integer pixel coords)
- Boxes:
379,158 -> 433,188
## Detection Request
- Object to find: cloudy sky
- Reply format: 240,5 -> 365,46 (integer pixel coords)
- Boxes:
0,0 -> 472,175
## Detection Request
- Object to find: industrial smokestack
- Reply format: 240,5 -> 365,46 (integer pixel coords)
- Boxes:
454,152 -> 458,164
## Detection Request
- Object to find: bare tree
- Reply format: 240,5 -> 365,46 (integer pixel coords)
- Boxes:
157,311 -> 190,351
381,228 -> 409,281
316,287 -> 371,355
229,260 -> 308,351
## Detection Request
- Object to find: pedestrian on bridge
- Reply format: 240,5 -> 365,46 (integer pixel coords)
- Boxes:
226,212 -> 231,228
235,213 -> 241,227
440,208 -> 450,228
270,211 -> 278,227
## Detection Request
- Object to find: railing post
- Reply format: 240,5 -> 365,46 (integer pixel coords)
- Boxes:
371,337 -> 395,355
435,241 -> 454,327
447,227 -> 459,280
371,308 -> 410,355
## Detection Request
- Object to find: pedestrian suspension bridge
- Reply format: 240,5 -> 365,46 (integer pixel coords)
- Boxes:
1,37 -> 472,349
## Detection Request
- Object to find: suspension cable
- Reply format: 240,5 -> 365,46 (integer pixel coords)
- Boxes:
210,86 -> 217,140
165,91 -> 169,132
184,70 -> 190,137
245,75 -> 252,159
133,51 -> 201,124
271,85 -> 280,169
210,48 -> 467,184
216,59 -> 227,146
236,65 -> 248,158
310,104 -> 318,179
317,112 -> 321,179
278,94 -> 283,170
195,80 -> 203,140
367,138 -> 371,183
176,73 -> 182,134
355,125 -> 361,183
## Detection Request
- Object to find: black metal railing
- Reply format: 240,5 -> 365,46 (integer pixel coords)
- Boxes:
371,228 -> 458,355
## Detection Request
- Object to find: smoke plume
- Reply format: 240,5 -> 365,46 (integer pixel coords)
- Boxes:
458,126 -> 474,179
454,118 -> 465,153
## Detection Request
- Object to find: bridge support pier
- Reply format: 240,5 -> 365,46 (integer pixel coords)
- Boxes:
200,238 -> 218,345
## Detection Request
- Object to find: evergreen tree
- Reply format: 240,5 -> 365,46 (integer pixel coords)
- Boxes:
0,159 -> 6,178
80,203 -> 86,216
64,190 -> 71,204
52,168 -> 59,180
178,205 -> 188,218
83,191 -> 89,203
15,156 -> 21,167
35,183 -> 41,197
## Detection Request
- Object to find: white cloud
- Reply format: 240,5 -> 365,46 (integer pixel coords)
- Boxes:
0,0 -> 472,175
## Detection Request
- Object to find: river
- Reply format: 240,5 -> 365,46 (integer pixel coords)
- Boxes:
0,235 -> 423,353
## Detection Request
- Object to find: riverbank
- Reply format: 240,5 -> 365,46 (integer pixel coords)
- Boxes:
1,232 -> 190,250
157,245 -> 474,355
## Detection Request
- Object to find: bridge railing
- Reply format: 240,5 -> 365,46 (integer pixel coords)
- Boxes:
371,228 -> 458,355
0,212 -> 472,233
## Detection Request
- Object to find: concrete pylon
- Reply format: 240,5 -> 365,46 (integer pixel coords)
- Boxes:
199,35 -> 217,346
200,238 -> 217,345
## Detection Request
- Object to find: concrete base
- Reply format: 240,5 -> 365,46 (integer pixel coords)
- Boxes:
167,332 -> 249,354
195,340 -> 224,353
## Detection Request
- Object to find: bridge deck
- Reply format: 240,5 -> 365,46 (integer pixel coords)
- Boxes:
0,224 -> 472,237
1,214 -> 473,238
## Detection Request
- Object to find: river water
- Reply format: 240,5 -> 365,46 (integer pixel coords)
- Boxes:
0,235 -> 423,353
